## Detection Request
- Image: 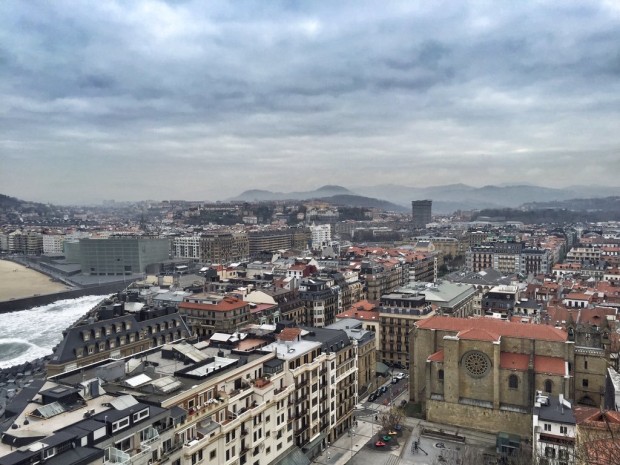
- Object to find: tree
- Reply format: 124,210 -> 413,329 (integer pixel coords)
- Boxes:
378,406 -> 405,432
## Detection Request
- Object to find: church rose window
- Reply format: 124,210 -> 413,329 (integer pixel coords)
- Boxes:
463,351 -> 491,378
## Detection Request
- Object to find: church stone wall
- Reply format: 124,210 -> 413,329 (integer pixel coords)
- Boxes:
427,399 -> 532,438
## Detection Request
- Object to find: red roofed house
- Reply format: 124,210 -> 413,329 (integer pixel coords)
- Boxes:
411,316 -> 572,439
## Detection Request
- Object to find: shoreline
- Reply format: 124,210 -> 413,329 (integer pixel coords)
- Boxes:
0,259 -> 70,302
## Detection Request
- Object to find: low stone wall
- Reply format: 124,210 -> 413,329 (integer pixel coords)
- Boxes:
426,399 -> 531,438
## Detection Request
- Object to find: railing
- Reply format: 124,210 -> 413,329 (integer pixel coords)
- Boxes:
103,447 -> 130,465
160,441 -> 183,462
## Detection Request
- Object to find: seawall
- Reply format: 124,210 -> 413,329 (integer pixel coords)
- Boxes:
0,281 -> 132,314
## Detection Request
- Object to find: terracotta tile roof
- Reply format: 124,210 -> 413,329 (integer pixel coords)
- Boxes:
347,300 -> 378,312
534,355 -> 566,376
500,353 -> 529,371
336,309 -> 380,321
565,292 -> 592,301
457,328 -> 500,342
574,407 -> 620,426
278,328 -> 301,342
415,316 -> 568,342
428,350 -> 444,362
573,405 -> 600,424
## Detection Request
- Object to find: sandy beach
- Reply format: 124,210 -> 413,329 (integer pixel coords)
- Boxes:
0,259 -> 69,302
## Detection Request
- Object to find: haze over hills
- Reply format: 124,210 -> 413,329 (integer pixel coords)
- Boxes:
232,184 -> 620,214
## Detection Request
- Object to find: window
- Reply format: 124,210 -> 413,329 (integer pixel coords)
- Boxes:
133,408 -> 149,422
112,417 -> 130,432
583,379 -> 589,388
544,379 -> 553,393
210,450 -> 216,460
584,360 -> 588,370
544,423 -> 551,432
559,449 -> 569,460
545,446 -> 556,458
438,369 -> 444,381
508,374 -> 519,389
560,426 -> 568,435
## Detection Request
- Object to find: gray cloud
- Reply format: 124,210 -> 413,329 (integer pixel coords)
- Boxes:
1,0 -> 619,204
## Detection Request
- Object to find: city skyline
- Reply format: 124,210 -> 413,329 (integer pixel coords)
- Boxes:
2,1 -> 620,204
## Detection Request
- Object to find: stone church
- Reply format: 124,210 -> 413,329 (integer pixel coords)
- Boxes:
410,316 -> 572,437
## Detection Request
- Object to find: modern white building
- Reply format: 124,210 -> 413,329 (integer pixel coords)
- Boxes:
42,234 -> 65,255
310,224 -> 331,251
173,235 -> 202,260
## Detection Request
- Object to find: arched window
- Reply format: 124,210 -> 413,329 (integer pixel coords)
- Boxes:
544,379 -> 553,394
438,369 -> 444,381
509,374 -> 519,389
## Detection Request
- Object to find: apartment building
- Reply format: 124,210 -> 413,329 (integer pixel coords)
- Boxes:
46,295 -> 191,376
4,321 -> 359,465
200,232 -> 249,264
327,319 -> 377,396
565,246 -> 601,265
173,235 -> 202,260
298,278 -> 339,327
42,233 -> 65,256
248,231 -> 293,257
179,296 -> 251,338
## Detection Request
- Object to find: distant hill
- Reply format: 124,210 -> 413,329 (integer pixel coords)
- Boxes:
350,184 -> 620,213
521,196 -> 620,212
317,194 -> 407,212
231,185 -> 355,201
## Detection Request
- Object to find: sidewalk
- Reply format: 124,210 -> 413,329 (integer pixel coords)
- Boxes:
312,417 -> 412,465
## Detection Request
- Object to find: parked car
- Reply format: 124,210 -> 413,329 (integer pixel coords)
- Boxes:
380,386 -> 388,394
369,393 -> 376,402
395,372 -> 406,379
391,377 -> 399,384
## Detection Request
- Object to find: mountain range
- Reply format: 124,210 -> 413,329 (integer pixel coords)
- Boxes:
231,184 -> 620,213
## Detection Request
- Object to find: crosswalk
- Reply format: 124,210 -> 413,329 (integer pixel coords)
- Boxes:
383,454 -> 400,465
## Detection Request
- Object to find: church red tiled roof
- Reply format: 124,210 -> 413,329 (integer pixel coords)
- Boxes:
428,350 -> 444,362
534,355 -> 566,376
457,328 -> 500,342
500,353 -> 529,371
415,316 -> 567,342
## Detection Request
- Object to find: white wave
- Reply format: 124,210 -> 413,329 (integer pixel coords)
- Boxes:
0,294 -> 109,369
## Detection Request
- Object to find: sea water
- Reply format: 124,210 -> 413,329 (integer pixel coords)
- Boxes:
0,295 -> 108,369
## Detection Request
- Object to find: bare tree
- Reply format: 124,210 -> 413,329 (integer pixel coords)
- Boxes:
378,406 -> 405,433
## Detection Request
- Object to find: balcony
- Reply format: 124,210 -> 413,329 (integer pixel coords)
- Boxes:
295,423 -> 309,435
104,448 -> 130,465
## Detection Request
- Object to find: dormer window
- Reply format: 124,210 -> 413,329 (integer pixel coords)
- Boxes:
82,332 -> 90,342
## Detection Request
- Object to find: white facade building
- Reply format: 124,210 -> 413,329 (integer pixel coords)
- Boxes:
173,235 -> 201,259
310,224 -> 331,251
42,234 -> 66,255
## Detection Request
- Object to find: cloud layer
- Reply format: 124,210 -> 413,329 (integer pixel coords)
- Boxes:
1,1 -> 620,203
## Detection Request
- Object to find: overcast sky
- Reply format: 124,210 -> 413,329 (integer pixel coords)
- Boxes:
1,1 -> 620,204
